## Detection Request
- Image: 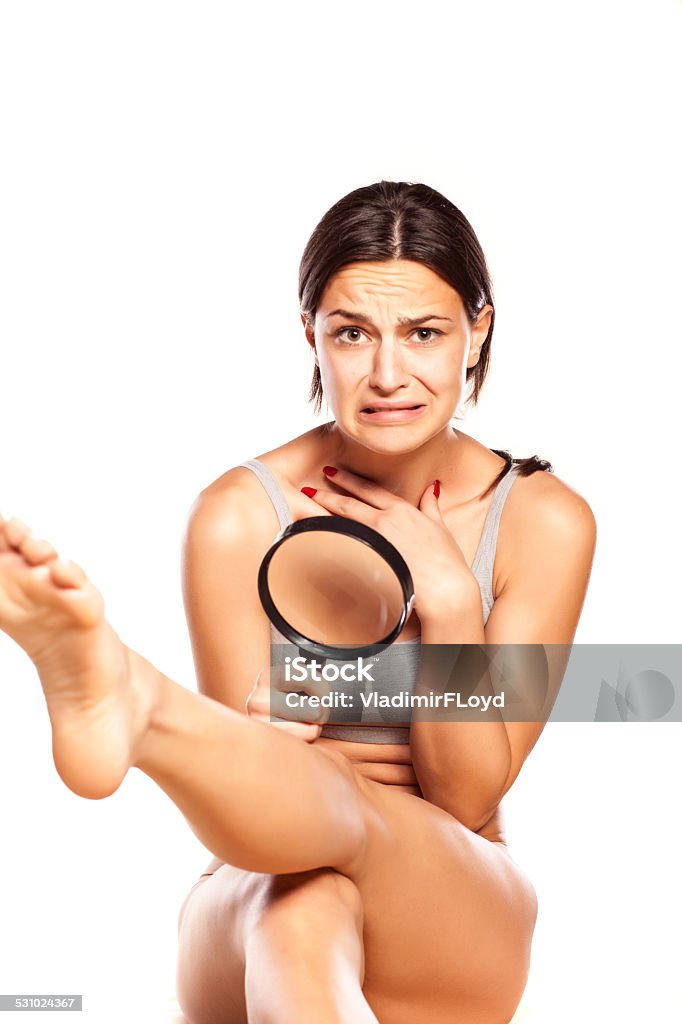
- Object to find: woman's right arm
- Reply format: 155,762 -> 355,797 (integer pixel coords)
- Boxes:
180,469 -> 323,742
181,469 -> 275,710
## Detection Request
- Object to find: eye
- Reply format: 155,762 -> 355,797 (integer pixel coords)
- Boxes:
335,327 -> 367,345
411,328 -> 443,344
333,326 -> 444,346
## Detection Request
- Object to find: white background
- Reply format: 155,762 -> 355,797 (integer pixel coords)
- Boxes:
1,1 -> 681,1021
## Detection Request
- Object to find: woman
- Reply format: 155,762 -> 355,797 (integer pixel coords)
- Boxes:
175,182 -> 596,1021
0,181 -> 596,1024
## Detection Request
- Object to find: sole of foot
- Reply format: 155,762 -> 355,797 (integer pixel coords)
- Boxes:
0,513 -> 158,799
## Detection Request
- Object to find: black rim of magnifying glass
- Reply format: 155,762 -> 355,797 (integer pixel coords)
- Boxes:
258,515 -> 415,660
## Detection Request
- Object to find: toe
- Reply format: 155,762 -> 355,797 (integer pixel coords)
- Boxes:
50,558 -> 87,589
5,517 -> 31,549
19,534 -> 60,566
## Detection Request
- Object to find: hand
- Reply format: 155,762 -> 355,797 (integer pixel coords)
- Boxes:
245,664 -> 330,744
298,466 -> 479,625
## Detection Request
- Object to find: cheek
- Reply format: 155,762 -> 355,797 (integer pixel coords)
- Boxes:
319,352 -> 364,397
414,353 -> 462,392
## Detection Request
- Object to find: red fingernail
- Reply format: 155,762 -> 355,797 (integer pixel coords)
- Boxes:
301,487 -> 317,497
433,480 -> 441,499
322,465 -> 337,477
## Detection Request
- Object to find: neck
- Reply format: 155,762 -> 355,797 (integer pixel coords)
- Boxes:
323,422 -> 465,507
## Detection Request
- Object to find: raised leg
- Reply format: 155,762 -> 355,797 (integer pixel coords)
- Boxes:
0,515 -> 538,1024
0,515 -> 369,876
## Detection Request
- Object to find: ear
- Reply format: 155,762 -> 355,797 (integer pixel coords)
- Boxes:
301,313 -> 318,363
467,304 -> 493,369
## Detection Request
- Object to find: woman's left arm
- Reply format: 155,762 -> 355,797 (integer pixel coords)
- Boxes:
411,474 -> 597,831
298,465 -> 597,833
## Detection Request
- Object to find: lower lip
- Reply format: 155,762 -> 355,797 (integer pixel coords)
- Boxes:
358,405 -> 427,424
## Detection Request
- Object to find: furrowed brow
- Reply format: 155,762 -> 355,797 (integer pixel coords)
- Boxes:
325,308 -> 454,327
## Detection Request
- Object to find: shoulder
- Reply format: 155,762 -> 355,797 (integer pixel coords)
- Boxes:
499,465 -> 597,586
510,465 -> 596,543
184,425 -> 332,552
183,464 -> 281,558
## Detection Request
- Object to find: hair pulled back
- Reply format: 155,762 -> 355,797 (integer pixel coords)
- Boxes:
298,181 -> 553,490
299,180 -> 494,413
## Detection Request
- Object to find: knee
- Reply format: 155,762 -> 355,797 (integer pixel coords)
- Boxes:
246,868 -> 366,984
258,868 -> 364,937
244,869 -> 368,1019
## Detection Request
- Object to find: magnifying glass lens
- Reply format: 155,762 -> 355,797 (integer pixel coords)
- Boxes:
267,530 -> 405,646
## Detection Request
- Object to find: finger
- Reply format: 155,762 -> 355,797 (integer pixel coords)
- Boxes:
251,659 -> 331,724
261,664 -> 330,724
298,489 -> 334,517
252,664 -> 326,700
271,718 -> 323,741
270,663 -> 332,699
270,686 -> 330,724
320,465 -> 396,509
247,688 -> 327,726
248,667 -> 273,698
246,692 -> 271,717
245,669 -> 272,716
418,479 -> 444,522
249,666 -> 330,723
296,486 -> 380,525
249,712 -> 322,743
277,721 -> 322,743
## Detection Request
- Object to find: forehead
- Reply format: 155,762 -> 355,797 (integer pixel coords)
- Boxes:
319,260 -> 463,312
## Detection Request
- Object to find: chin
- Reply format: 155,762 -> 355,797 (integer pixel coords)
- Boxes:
347,421 -> 441,456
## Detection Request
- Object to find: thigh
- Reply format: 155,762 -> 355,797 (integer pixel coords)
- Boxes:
350,780 -> 539,1024
176,756 -> 538,1024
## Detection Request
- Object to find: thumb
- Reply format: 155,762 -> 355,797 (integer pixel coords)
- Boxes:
419,479 -> 443,522
246,667 -> 270,714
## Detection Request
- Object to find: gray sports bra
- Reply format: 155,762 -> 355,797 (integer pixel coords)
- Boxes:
239,457 -> 522,745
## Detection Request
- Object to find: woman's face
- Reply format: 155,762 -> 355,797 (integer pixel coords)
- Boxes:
304,259 -> 493,455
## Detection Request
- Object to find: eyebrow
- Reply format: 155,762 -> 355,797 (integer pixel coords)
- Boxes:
325,308 -> 455,327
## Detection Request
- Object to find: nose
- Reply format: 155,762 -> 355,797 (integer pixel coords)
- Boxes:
367,338 -> 410,393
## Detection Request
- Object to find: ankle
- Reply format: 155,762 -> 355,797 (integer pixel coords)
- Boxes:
127,648 -> 168,769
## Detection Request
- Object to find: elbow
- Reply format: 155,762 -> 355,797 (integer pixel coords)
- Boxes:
417,771 -> 508,833
460,803 -> 502,834
411,745 -> 511,833
427,792 -> 501,833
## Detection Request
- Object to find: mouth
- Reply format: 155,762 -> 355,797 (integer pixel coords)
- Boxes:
358,403 -> 427,423
361,403 -> 425,413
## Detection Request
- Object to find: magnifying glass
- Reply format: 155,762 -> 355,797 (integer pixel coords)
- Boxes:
257,516 -> 415,660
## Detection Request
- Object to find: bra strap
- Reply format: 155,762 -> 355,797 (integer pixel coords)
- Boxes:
238,459 -> 293,531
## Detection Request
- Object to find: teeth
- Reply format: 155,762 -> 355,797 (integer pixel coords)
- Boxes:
366,406 -> 420,412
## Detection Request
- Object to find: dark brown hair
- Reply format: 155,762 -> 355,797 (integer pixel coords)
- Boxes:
299,181 -> 552,493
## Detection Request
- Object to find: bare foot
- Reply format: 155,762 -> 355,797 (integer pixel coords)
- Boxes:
0,514 -> 160,798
